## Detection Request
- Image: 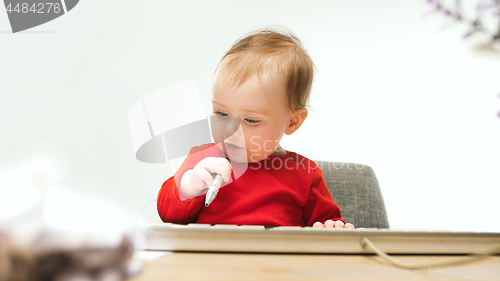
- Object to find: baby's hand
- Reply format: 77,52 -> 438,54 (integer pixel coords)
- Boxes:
189,157 -> 232,192
312,220 -> 355,229
178,157 -> 232,200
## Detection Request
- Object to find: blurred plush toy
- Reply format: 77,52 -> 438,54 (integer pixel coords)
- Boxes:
0,158 -> 145,281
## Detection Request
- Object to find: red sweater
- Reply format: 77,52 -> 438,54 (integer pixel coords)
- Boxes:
157,143 -> 344,227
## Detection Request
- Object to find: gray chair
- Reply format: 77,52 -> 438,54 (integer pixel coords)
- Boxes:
313,161 -> 389,229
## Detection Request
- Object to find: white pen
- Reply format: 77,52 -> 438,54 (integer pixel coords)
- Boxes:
205,174 -> 223,207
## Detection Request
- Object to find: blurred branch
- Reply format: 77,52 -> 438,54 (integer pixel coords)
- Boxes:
425,0 -> 500,45
425,1 -> 500,120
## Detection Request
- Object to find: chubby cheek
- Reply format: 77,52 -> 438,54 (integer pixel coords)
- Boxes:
244,131 -> 280,160
245,137 -> 264,161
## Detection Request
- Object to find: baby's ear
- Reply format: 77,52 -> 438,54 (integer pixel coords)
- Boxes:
285,108 -> 308,135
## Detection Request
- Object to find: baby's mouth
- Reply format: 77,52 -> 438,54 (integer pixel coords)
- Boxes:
224,142 -> 243,150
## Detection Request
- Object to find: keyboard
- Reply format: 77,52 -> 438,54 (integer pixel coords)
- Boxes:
141,223 -> 500,254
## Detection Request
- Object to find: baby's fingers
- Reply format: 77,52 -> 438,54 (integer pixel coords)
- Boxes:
210,165 -> 231,182
324,220 -> 336,228
312,222 -> 324,228
334,220 -> 345,228
312,221 -> 353,229
206,158 -> 232,182
196,170 -> 218,189
217,158 -> 233,181
344,223 -> 355,229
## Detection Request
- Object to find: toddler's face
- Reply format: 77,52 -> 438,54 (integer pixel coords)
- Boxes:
211,69 -> 291,164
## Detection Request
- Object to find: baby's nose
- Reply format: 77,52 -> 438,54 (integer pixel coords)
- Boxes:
224,118 -> 241,137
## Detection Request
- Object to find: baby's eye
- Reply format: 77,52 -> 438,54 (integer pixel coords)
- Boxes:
213,110 -> 228,117
245,118 -> 259,125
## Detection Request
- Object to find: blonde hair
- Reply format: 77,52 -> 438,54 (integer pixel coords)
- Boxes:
215,27 -> 314,113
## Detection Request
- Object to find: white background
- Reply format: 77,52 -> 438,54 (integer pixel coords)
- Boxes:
1,0 -> 499,231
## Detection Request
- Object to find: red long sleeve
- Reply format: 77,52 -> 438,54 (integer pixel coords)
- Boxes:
157,143 -> 344,226
156,144 -> 216,224
303,167 -> 343,226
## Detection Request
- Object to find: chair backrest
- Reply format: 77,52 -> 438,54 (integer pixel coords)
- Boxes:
313,161 -> 389,229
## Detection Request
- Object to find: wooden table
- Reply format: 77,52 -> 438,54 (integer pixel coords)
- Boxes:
129,251 -> 500,281
129,225 -> 500,280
